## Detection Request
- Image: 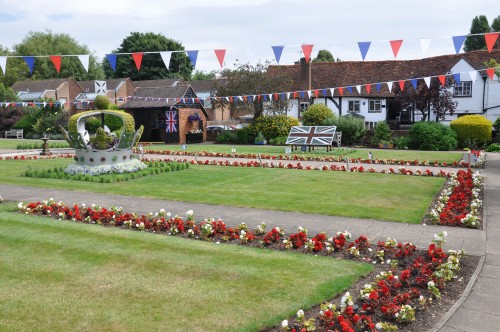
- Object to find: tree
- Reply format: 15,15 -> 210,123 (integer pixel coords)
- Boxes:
192,70 -> 216,80
212,61 -> 292,119
1,30 -> 104,86
464,15 -> 491,52
301,104 -> 335,125
313,50 -> 334,63
103,32 -> 193,81
0,82 -> 18,101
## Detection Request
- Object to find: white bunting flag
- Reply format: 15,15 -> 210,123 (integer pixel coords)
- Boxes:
419,38 -> 431,54
0,56 -> 6,74
77,55 -> 89,72
329,88 -> 335,96
160,51 -> 172,68
424,77 -> 431,88
287,92 -> 291,99
355,85 -> 361,94
469,71 -> 478,82
268,94 -> 273,100
387,81 -> 393,92
307,90 -> 312,98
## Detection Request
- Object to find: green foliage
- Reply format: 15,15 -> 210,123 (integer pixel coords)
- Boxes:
371,121 -> 393,146
0,105 -> 26,132
450,115 -> 492,148
408,121 -> 458,151
235,127 -> 250,144
493,116 -> 500,131
93,95 -> 110,110
393,136 -> 410,150
192,70 -> 216,80
312,49 -> 334,63
85,117 -> 101,134
89,127 -> 114,150
30,103 -> 68,136
300,104 -> 335,125
464,15 -> 491,52
486,143 -> 500,152
331,115 -> 366,146
0,82 -> 18,101
268,136 -> 287,146
215,131 -> 237,144
254,132 -> 265,144
248,115 -> 300,140
103,32 -> 193,81
104,112 -> 124,132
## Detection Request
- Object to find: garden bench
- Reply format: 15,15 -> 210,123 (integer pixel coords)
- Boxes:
4,129 -> 23,139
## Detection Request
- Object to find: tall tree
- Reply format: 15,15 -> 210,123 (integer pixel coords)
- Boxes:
212,61 -> 292,119
2,30 -> 104,86
313,49 -> 334,63
464,15 -> 491,52
0,82 -> 18,101
103,32 -> 193,81
192,70 -> 216,80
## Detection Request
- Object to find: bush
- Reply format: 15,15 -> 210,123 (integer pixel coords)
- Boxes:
393,136 -> 410,150
94,95 -> 110,110
493,116 -> 500,131
235,127 -> 250,144
331,115 -> 366,146
248,115 -> 300,140
13,114 -> 37,136
268,136 -> 288,146
450,115 -> 493,148
0,105 -> 26,132
408,121 -> 458,151
104,112 -> 124,132
85,117 -> 102,134
301,104 -> 335,125
371,122 -> 392,146
216,131 -> 237,144
486,143 -> 500,152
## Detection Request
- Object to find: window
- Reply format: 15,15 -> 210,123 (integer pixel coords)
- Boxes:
369,100 -> 381,112
299,102 -> 310,117
364,121 -> 376,130
348,100 -> 360,112
454,81 -> 472,97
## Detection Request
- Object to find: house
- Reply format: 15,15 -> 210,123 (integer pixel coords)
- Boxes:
121,83 -> 208,144
75,78 -> 136,109
186,79 -> 230,121
10,78 -> 83,113
267,49 -> 500,128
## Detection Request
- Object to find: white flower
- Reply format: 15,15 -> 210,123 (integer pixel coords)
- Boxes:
427,281 -> 435,287
17,202 -> 24,209
296,309 -> 304,318
281,320 -> 288,328
186,210 -> 193,217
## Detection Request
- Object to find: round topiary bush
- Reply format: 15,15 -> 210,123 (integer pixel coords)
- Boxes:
94,95 -> 110,110
248,115 -> 300,140
301,104 -> 335,125
408,121 -> 457,151
450,115 -> 492,148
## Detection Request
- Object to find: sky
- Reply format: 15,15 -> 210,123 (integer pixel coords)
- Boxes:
0,0 -> 498,72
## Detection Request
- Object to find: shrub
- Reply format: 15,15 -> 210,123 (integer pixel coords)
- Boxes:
248,115 -> 299,140
301,104 -> 335,125
1,105 -> 27,132
216,131 -> 237,144
393,136 -> 410,150
331,115 -> 366,146
493,116 -> 500,131
13,114 -> 37,136
94,95 -> 110,110
371,121 -> 392,146
235,127 -> 250,144
268,136 -> 288,146
104,112 -> 124,132
85,117 -> 102,134
408,121 -> 458,151
450,115 -> 493,148
486,143 -> 500,152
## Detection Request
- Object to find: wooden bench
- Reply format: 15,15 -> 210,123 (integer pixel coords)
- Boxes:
4,129 -> 23,139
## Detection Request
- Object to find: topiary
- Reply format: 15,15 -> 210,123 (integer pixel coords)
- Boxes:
94,95 -> 110,110
301,104 -> 335,125
408,121 -> 458,151
450,115 -> 492,148
248,115 -> 300,140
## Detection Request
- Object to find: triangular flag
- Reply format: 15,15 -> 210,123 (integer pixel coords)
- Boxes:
106,54 -> 117,72
132,52 -> 144,70
338,87 -> 343,96
301,44 -> 314,63
424,77 -> 431,88
411,79 -> 418,90
357,41 -> 371,61
307,90 -> 312,98
313,90 -> 319,97
387,81 -> 393,92
419,38 -> 431,54
375,83 -> 382,92
160,51 -> 172,68
453,73 -> 461,85
398,80 -> 405,91
287,92 -> 291,99
77,55 -> 89,72
50,55 -> 61,73
268,93 -> 273,100
452,35 -> 466,54
365,84 -> 371,94
347,86 -> 353,94
329,88 -> 334,96
0,56 -> 6,74
214,49 -> 226,68
23,56 -> 35,74
438,75 -> 446,86
389,40 -> 403,58
486,68 -> 495,80
355,85 -> 361,94
271,46 -> 284,64
186,50 -> 198,68
485,32 -> 500,53
293,91 -> 297,99
321,89 -> 326,97
300,91 -> 305,99
468,71 -> 477,82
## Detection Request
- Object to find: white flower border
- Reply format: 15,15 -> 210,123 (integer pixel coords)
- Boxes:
64,159 -> 147,176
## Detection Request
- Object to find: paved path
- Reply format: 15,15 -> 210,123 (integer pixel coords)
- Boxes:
0,149 -> 498,331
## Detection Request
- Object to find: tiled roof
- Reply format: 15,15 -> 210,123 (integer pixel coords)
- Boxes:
267,49 -> 500,97
10,78 -> 71,92
132,79 -> 186,88
77,78 -> 133,92
121,85 -> 190,109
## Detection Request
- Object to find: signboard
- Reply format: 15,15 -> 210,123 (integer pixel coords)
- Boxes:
285,126 -> 337,146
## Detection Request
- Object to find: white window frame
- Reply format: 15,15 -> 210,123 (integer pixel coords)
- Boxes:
368,99 -> 381,112
348,100 -> 360,112
453,81 -> 472,97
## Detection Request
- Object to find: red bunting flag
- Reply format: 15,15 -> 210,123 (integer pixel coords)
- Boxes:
365,84 -> 371,94
293,91 -> 297,99
485,32 -> 500,53
214,49 -> 226,67
398,80 -> 405,91
274,93 -> 278,100
301,44 -> 314,63
313,90 -> 319,97
132,52 -> 144,70
390,40 -> 403,58
486,68 -> 495,80
50,55 -> 61,73
438,75 -> 446,86
338,87 -> 344,96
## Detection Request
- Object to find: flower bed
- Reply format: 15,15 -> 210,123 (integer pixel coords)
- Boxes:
18,199 -> 469,332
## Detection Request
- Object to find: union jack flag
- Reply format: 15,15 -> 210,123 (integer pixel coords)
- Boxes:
285,126 -> 337,146
165,110 -> 177,133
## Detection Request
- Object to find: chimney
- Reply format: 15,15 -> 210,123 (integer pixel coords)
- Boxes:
298,57 -> 312,93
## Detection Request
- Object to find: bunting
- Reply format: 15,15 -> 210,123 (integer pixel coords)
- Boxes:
23,56 -> 35,74
301,44 -> 314,63
132,52 -> 144,70
485,32 -> 500,53
160,51 -> 172,68
214,49 -> 226,68
50,55 -> 62,73
453,73 -> 461,85
389,40 -> 403,59
358,41 -> 371,61
419,38 -> 431,54
77,55 -> 89,72
452,35 -> 466,54
106,54 -> 117,72
0,56 -> 6,74
438,75 -> 446,86
272,45 -> 284,64
186,50 -> 198,68
486,68 -> 495,80
387,81 -> 393,92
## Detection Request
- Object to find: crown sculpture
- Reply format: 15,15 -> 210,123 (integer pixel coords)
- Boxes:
63,110 -> 146,175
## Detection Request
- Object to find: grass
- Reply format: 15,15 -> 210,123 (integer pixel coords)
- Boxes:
0,203 -> 372,331
0,159 -> 444,223
0,138 -> 69,149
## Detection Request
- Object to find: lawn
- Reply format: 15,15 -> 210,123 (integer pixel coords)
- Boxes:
0,203 -> 372,331
0,158 -> 445,223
